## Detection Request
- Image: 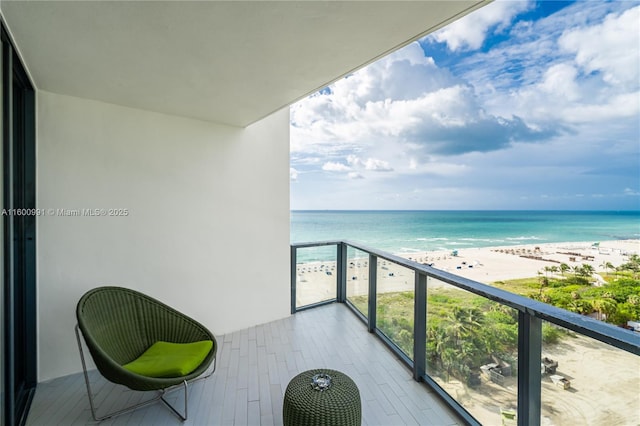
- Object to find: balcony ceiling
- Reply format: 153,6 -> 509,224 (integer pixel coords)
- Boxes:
1,1 -> 487,127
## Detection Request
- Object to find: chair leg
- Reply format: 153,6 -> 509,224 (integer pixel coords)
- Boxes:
75,325 -> 165,421
74,325 -> 215,422
157,360 -> 217,421
160,380 -> 188,421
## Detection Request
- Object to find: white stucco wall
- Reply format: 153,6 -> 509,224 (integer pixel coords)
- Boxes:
36,91 -> 291,381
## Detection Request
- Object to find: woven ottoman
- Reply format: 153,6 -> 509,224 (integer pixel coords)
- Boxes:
283,369 -> 361,426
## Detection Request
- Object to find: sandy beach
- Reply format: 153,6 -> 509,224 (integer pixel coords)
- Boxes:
295,239 -> 640,425
296,239 -> 639,304
434,328 -> 640,426
401,239 -> 639,283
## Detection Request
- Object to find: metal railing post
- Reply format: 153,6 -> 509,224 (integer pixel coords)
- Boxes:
413,272 -> 427,381
518,311 -> 542,426
337,243 -> 347,303
368,254 -> 377,333
290,245 -> 297,314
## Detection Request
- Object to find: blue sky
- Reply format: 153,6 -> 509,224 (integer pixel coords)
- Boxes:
290,1 -> 640,210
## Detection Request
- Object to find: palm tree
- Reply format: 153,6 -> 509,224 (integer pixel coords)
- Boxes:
582,263 -> 595,276
591,298 -> 605,320
600,299 -> 618,322
568,299 -> 592,315
427,324 -> 450,365
559,263 -> 570,276
600,261 -> 614,275
488,302 -> 517,321
457,340 -> 476,366
537,270 -> 549,297
440,347 -> 457,382
572,265 -> 583,277
592,298 -> 617,321
461,307 -> 482,329
446,307 -> 482,347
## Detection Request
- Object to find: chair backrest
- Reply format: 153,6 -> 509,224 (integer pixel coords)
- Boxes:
77,286 -> 212,369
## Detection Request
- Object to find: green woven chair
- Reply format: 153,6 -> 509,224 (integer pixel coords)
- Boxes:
75,286 -> 217,421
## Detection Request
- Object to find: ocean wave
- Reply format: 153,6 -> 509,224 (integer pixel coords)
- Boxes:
505,236 -> 542,241
458,238 -> 506,243
399,247 -> 423,253
415,237 -> 449,241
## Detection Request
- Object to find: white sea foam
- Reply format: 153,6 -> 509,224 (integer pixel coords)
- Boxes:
459,238 -> 506,243
505,236 -> 543,241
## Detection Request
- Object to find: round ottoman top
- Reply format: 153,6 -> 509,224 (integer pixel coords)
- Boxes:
283,369 -> 361,426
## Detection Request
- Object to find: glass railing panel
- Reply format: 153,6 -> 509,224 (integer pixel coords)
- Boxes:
294,245 -> 337,309
540,321 -> 640,425
346,247 -> 369,318
426,277 -> 518,425
376,259 -> 414,359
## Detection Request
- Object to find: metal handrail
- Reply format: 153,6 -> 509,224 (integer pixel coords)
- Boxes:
292,240 -> 639,355
291,240 -> 640,426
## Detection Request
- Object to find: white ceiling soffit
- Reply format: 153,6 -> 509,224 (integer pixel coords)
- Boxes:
2,1 -> 488,127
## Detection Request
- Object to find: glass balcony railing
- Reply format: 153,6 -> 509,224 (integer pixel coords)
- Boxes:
376,259 -> 415,359
539,321 -> 640,425
426,277 -> 519,425
346,246 -> 369,318
291,240 -> 640,426
291,243 -> 338,311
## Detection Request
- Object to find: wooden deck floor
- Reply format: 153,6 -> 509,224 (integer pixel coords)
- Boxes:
26,303 -> 462,426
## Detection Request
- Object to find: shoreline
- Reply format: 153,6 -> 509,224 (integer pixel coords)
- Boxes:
296,240 -> 639,298
394,239 -> 638,283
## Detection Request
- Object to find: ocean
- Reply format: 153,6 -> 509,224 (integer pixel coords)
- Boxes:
291,211 -> 640,260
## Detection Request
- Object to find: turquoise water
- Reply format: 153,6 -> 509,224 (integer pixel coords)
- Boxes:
291,211 -> 640,259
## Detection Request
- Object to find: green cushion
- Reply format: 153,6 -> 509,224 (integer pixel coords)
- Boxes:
123,340 -> 213,378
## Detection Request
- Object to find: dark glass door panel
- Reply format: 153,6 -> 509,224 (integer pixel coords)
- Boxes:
2,28 -> 36,426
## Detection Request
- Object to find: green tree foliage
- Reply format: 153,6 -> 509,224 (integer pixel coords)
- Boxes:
425,299 -> 519,383
348,255 -> 639,386
520,259 -> 640,325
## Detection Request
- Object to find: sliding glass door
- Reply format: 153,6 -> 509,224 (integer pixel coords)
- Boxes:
2,26 -> 36,426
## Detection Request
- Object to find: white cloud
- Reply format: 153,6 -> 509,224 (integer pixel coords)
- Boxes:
291,46 -> 548,165
430,0 -> 532,51
559,6 -> 640,88
562,91 -> 640,123
290,42 -> 464,158
290,1 -> 639,210
290,167 -> 298,181
538,63 -> 580,101
464,2 -> 639,129
322,162 -> 351,172
347,155 -> 394,172
364,158 -> 393,172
